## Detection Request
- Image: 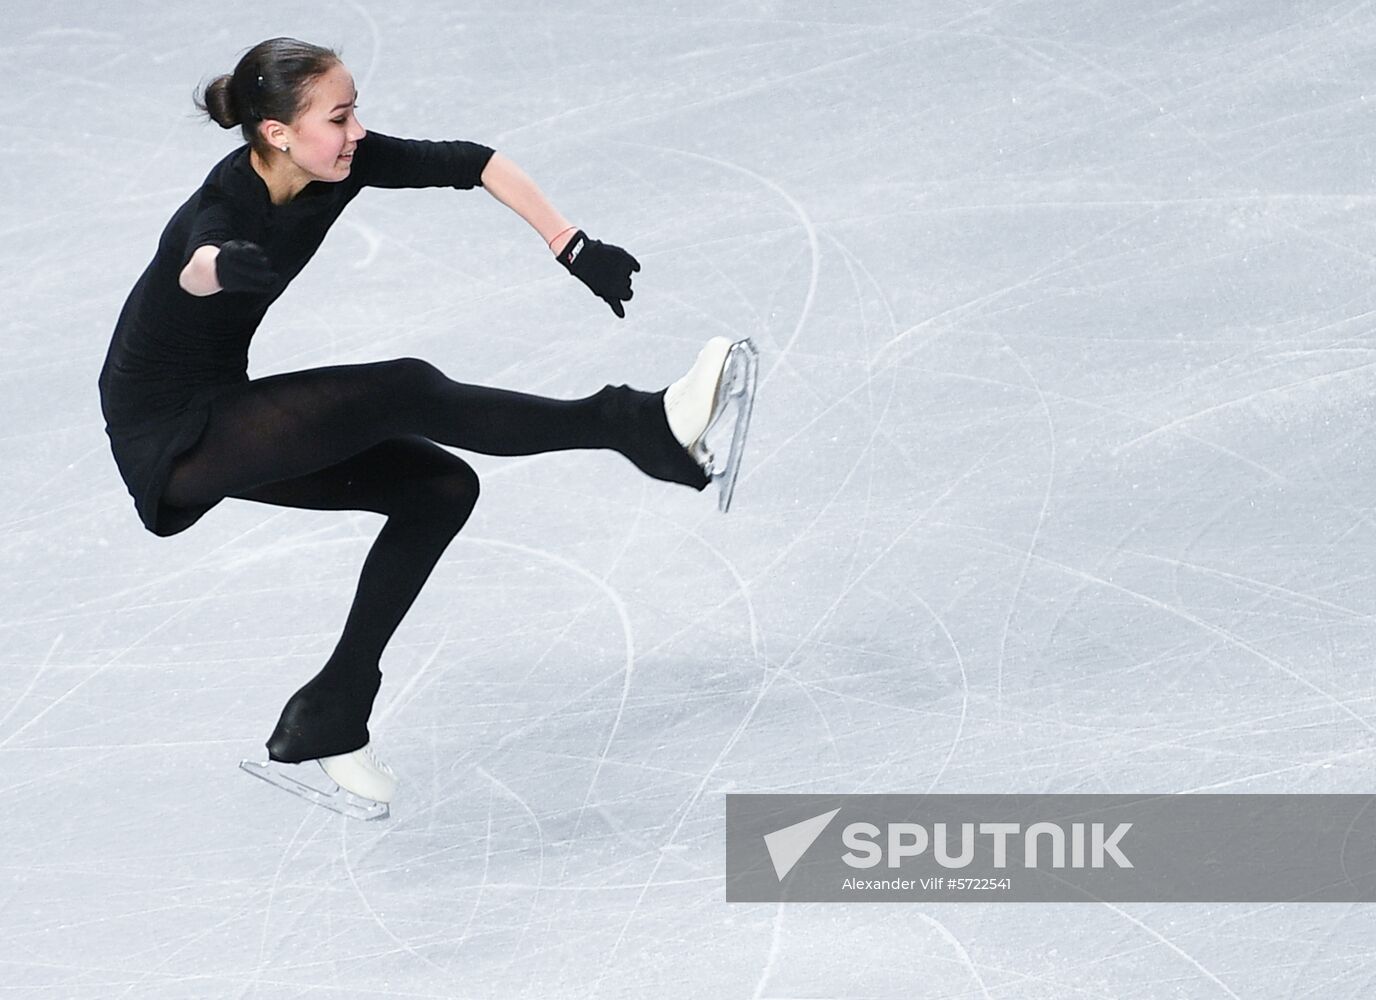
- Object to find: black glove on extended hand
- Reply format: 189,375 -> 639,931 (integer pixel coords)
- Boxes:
214,240 -> 279,294
556,230 -> 640,318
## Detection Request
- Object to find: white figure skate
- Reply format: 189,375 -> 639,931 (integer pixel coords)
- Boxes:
240,742 -> 397,821
665,336 -> 759,512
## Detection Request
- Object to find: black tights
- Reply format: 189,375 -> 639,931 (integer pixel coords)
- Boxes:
164,358 -> 707,762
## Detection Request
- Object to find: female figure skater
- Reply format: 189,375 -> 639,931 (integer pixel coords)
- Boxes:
98,38 -> 756,819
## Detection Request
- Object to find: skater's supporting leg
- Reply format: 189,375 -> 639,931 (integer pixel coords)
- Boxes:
164,358 -> 706,511
230,436 -> 480,762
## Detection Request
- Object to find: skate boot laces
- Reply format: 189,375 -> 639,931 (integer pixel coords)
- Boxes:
320,742 -> 398,804
360,743 -> 395,778
665,336 -> 734,457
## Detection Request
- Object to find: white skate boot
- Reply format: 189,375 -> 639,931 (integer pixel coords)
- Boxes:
240,742 -> 397,821
664,336 -> 759,512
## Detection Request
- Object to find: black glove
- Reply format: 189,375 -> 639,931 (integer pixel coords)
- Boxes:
215,240 -> 278,294
556,230 -> 640,318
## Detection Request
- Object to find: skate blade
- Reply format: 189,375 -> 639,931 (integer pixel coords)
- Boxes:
239,759 -> 390,821
700,339 -> 758,513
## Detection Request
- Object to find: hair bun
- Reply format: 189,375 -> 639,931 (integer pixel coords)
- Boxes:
194,40 -> 341,153
198,74 -> 240,129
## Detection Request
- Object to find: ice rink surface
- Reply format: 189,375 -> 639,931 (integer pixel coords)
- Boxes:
6,0 -> 1376,996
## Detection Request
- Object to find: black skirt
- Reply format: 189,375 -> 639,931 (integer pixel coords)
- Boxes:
102,382 -> 238,537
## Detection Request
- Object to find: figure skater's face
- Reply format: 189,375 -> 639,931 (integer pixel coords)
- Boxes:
274,62 -> 366,182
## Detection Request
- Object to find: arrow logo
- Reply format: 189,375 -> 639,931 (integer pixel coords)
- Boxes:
763,808 -> 841,881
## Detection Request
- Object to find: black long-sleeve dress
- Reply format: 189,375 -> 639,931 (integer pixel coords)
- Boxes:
98,131 -> 495,537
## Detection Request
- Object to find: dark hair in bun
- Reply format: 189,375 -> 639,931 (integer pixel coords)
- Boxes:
194,38 -> 341,154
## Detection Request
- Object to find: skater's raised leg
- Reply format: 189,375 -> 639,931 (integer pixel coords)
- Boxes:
164,357 -> 708,514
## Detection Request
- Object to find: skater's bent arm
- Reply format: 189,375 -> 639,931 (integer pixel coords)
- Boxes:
179,245 -> 222,297
480,152 -> 578,255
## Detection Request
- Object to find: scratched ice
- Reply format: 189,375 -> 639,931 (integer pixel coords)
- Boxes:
4,0 -> 1376,997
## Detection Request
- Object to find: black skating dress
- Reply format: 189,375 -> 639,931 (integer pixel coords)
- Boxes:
98,132 -> 495,537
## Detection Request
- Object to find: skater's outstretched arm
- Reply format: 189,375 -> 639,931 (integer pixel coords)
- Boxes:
480,152 -> 641,318
479,152 -> 577,253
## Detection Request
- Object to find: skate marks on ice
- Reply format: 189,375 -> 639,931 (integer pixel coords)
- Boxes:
10,1 -> 1376,998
